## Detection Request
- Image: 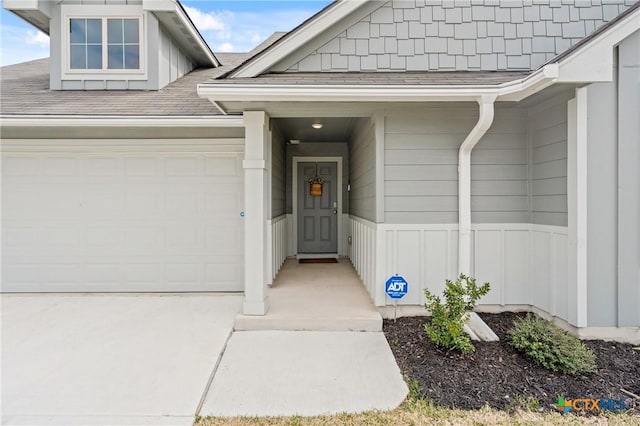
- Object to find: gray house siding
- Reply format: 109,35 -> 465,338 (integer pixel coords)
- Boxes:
49,1 -> 193,90
349,118 -> 377,222
286,143 -> 350,215
384,106 -> 528,224
617,30 -> 640,328
285,0 -> 633,72
271,126 -> 287,218
528,92 -> 571,227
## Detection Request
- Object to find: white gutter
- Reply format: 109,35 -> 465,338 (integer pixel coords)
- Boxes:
0,115 -> 244,128
198,64 -> 559,103
458,95 -> 496,276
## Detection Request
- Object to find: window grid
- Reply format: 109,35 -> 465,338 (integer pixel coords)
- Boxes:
67,16 -> 142,72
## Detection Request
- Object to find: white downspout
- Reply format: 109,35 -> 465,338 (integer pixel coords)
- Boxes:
458,95 -> 496,276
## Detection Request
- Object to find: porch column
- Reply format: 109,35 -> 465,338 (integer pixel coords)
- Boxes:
243,111 -> 270,315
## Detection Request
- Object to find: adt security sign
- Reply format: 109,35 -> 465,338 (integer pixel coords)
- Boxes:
385,275 -> 408,300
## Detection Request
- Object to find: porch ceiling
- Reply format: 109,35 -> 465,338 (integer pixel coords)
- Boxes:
273,117 -> 358,143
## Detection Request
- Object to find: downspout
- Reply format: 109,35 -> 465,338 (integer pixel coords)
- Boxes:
458,95 -> 497,276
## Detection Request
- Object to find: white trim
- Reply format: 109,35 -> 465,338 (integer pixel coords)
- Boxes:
228,0 -> 369,78
61,5 -> 147,80
198,64 -> 559,104
0,116 -> 244,128
458,95 -> 496,276
292,156 -> 343,257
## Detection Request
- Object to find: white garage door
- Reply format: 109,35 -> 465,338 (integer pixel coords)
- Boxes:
1,140 -> 244,292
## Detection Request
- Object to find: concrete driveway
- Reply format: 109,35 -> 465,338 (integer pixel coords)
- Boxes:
1,294 -> 242,426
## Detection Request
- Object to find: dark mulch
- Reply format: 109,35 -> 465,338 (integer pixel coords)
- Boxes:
383,312 -> 640,413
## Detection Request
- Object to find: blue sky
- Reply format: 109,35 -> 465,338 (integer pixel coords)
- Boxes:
0,1 -> 332,66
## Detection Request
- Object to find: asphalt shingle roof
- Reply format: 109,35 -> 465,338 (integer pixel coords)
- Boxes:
205,71 -> 532,86
0,53 -> 248,116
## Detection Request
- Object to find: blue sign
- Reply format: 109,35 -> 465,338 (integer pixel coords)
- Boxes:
385,275 -> 408,300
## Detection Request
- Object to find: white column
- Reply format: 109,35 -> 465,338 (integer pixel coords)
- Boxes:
243,111 -> 270,315
567,88 -> 588,327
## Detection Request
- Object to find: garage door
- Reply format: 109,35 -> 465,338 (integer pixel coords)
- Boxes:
1,140 -> 244,292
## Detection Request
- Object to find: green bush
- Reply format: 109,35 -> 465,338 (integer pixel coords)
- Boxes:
508,314 -> 597,375
423,274 -> 490,354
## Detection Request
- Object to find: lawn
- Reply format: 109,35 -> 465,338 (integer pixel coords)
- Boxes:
196,399 -> 640,425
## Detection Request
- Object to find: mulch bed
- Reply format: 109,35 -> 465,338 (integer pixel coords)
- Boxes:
383,312 -> 640,413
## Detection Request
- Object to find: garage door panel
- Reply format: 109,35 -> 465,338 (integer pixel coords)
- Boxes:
2,147 -> 244,293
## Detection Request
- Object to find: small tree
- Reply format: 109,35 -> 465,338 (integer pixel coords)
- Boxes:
424,274 -> 490,354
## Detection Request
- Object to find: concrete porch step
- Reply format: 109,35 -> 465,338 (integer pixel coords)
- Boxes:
234,312 -> 382,332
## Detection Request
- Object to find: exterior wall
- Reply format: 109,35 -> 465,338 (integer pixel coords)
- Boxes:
49,1 -> 193,90
349,118 -> 377,222
617,30 -> 640,328
528,92 -> 571,227
384,105 -> 528,224
285,0 -> 633,72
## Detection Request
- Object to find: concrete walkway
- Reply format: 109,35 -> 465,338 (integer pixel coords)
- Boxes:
1,294 -> 242,426
234,259 -> 383,331
200,331 -> 408,417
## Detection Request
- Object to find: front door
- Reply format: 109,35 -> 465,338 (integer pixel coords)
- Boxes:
297,162 -> 338,254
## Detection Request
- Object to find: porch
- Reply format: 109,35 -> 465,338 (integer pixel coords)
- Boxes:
234,258 -> 382,332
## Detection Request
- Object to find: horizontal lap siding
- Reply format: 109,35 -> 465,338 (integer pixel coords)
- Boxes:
349,119 -> 376,222
271,127 -> 286,218
529,96 -> 570,227
384,107 -> 528,224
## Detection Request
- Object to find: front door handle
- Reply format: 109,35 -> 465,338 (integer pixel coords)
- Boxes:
333,210 -> 337,214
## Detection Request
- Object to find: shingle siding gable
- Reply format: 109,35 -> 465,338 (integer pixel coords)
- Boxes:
286,0 -> 634,72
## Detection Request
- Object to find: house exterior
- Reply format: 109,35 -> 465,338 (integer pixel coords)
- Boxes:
1,0 -> 639,343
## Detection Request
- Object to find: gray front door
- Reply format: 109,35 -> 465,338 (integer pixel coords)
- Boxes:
297,162 -> 338,254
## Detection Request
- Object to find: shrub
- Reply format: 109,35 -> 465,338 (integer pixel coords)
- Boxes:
423,274 -> 491,354
508,314 -> 597,375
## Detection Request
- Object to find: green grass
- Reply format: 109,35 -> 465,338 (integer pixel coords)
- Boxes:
195,398 -> 640,426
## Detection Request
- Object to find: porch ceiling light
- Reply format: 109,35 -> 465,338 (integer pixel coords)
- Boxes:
311,123 -> 323,129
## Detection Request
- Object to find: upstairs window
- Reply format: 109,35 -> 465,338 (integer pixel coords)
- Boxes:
69,17 -> 141,71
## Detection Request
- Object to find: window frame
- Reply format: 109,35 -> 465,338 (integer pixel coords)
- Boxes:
63,11 -> 145,76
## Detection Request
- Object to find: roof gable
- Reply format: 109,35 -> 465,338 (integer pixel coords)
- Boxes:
229,0 -> 635,76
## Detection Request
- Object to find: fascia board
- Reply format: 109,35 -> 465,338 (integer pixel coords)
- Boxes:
0,116 -> 244,128
199,66 -> 558,103
229,0 -> 370,78
556,8 -> 640,83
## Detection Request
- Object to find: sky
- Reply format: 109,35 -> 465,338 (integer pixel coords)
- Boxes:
0,0 -> 332,66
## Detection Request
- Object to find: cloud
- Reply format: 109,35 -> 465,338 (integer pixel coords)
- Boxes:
25,29 -> 49,47
184,6 -> 226,31
183,5 -> 320,53
0,25 -> 49,66
217,42 -> 234,52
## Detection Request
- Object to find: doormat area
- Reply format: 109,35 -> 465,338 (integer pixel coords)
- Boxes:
299,258 -> 338,264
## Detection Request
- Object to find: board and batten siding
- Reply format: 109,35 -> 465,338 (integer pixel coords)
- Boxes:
282,0 -> 633,73
384,106 -> 528,224
528,93 -> 571,227
349,118 -> 377,222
